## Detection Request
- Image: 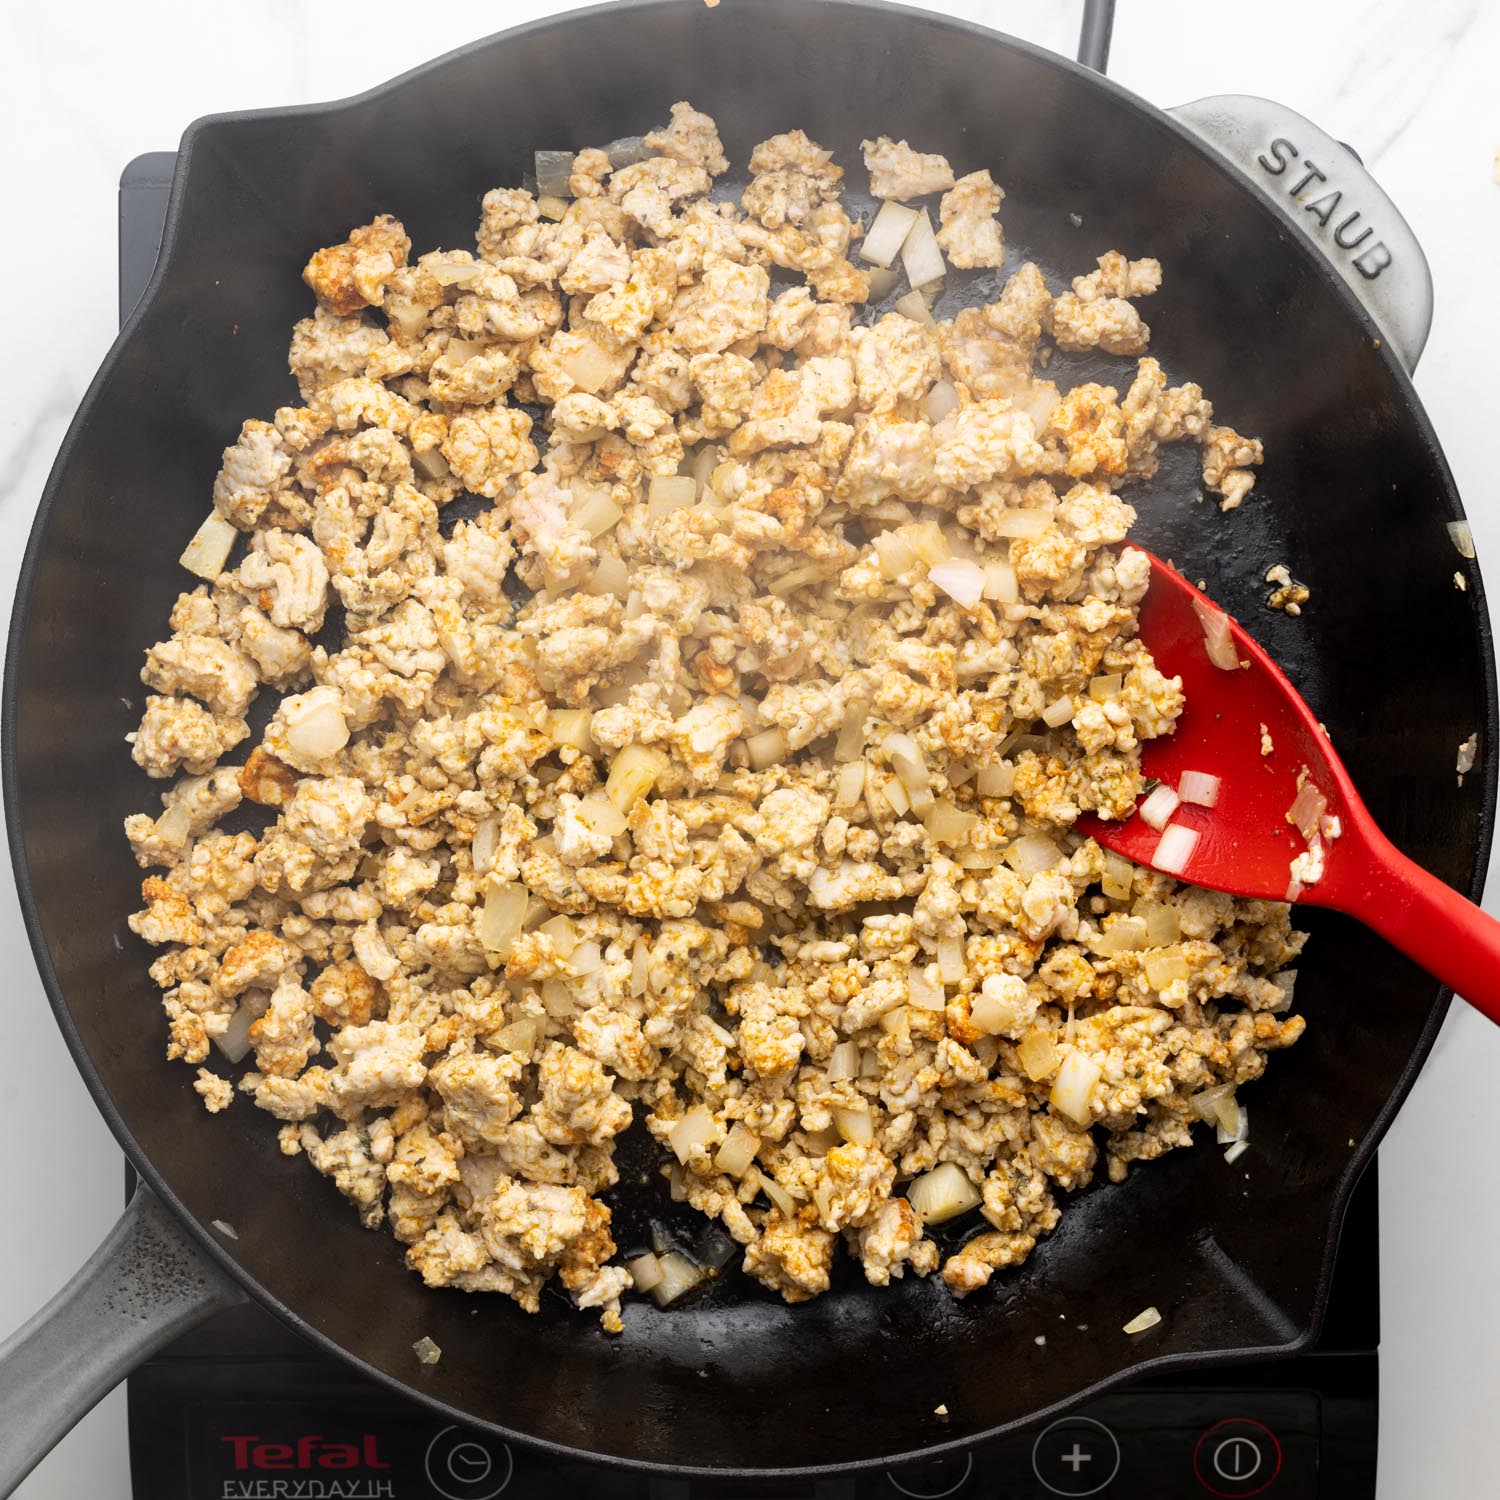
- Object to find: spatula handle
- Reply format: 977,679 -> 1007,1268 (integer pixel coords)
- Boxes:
1342,829 -> 1500,1026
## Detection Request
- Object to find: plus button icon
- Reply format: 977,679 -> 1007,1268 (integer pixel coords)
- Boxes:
1061,1443 -> 1093,1474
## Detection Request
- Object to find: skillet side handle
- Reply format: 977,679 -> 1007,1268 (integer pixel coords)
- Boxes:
0,1182 -> 242,1497
1169,95 -> 1433,373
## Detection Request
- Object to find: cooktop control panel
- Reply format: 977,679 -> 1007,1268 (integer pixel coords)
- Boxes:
130,1358 -> 1335,1499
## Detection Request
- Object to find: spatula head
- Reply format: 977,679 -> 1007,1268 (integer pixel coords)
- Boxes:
1075,548 -> 1365,905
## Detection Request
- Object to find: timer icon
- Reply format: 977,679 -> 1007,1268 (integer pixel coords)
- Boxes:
423,1426 -> 514,1499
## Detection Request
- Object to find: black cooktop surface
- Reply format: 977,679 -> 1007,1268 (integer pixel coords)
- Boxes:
118,151 -> 1378,1500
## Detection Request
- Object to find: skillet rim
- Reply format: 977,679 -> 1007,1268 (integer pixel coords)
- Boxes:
4,0 -> 1495,1477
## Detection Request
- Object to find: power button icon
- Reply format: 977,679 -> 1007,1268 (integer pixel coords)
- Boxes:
1192,1418 -> 1282,1497
424,1425 -> 514,1499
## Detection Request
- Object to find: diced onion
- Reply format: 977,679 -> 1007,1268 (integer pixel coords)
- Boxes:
471,816 -> 500,876
535,149 -> 576,197
214,993 -> 271,1064
1020,381 -> 1061,428
884,733 -> 929,794
906,1163 -> 982,1225
834,696 -> 872,763
937,934 -> 966,983
1189,1083 -> 1236,1123
690,444 -> 720,495
1017,1030 -> 1061,1082
900,521 -> 951,566
876,530 -> 918,579
601,134 -> 650,168
537,196 -> 569,221
1287,781 -> 1327,842
540,976 -> 576,1018
180,511 -> 239,580
992,509 -> 1051,540
626,1251 -> 664,1293
899,208 -> 947,291
1449,519 -> 1477,559
827,1040 -> 862,1079
1139,784 -> 1180,830
647,474 -> 698,518
1153,824 -> 1199,875
211,1219 -> 239,1240
413,447 -> 452,480
982,559 -> 1019,604
1193,598 -> 1241,671
835,1107 -> 875,1146
977,761 -> 1016,798
860,200 -> 919,268
925,799 -> 980,845
696,1227 -> 737,1271
576,794 -> 628,838
549,708 -> 595,752
1050,1049 -> 1101,1126
947,761 -> 977,788
571,488 -> 623,538
1041,696 -> 1075,729
284,692 -> 349,764
1143,951 -> 1189,990
570,940 -> 603,976
1090,916 -> 1149,955
412,1336 -> 443,1364
1270,970 -> 1297,1011
493,1017 -> 540,1056
1178,771 -> 1221,808
630,937 -> 650,997
651,1251 -> 706,1308
929,558 -> 986,609
1005,832 -> 1062,877
865,265 -> 901,300
1089,674 -> 1123,702
559,339 -> 618,394
881,774 -> 911,816
1101,850 -> 1134,901
1216,1100 -> 1248,1145
834,760 -> 867,809
1123,1306 -> 1162,1336
747,727 -> 789,772
907,963 -> 945,1011
923,379 -> 960,423
893,288 -> 935,326
669,1104 -> 717,1164
587,551 -> 630,597
1224,1139 -> 1251,1165
605,744 -> 666,812
429,260 -> 485,286
1212,1095 -> 1242,1139
478,880 -> 530,956
1138,901 -> 1181,946
753,1169 -> 798,1219
715,1123 -> 760,1177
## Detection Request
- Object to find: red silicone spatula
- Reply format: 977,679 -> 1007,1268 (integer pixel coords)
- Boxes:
1075,547 -> 1500,1021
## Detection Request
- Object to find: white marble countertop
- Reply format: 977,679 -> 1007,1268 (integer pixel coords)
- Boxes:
1,0 -> 1497,1494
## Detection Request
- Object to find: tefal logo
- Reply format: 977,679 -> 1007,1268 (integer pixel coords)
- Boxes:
221,1435 -> 390,1470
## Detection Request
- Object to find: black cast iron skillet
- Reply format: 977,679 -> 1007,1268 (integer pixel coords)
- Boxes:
1,0 -> 1494,1487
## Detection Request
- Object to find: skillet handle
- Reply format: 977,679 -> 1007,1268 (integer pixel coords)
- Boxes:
1169,95 -> 1433,373
0,1182 -> 242,1497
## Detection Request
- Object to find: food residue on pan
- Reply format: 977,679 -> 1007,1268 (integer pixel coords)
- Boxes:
1123,1305 -> 1161,1335
1458,733 -> 1479,786
1265,563 -> 1308,616
1259,723 -> 1274,758
120,103 -> 1305,1333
